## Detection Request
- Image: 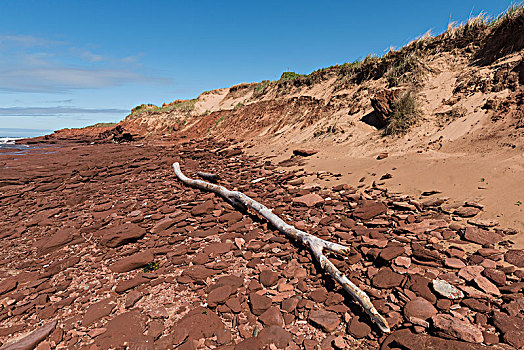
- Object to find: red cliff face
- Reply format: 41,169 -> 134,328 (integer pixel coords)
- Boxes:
37,9 -> 522,153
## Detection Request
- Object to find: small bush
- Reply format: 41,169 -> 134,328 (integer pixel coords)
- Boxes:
215,115 -> 225,126
164,99 -> 196,113
384,91 -> 420,135
85,122 -> 117,128
279,71 -> 304,81
255,80 -> 270,92
143,261 -> 160,273
131,104 -> 158,114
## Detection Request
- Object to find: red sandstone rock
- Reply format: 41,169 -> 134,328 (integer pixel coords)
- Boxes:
259,270 -> 279,287
100,223 -> 146,247
347,317 -> 371,339
309,309 -> 339,333
182,265 -> 217,283
0,321 -> 56,350
293,149 -> 318,157
256,326 -> 292,348
115,275 -> 149,293
95,310 -> 150,348
353,200 -> 388,220
207,285 -> 232,307
505,249 -> 524,267
249,293 -> 272,315
493,311 -> 524,348
403,297 -> 437,321
258,306 -> 284,327
36,228 -> 75,255
454,206 -> 481,217
82,297 -> 117,327
293,193 -> 324,207
444,257 -> 466,269
380,245 -> 405,261
372,267 -> 404,289
382,329 -> 488,350
109,250 -> 154,273
463,227 -> 503,246
171,307 -> 224,345
432,314 -> 484,343
0,278 -> 17,295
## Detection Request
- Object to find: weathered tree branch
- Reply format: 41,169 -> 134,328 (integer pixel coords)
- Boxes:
172,162 -> 391,333
196,171 -> 220,183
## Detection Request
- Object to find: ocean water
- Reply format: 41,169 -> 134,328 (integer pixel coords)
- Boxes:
0,137 -> 27,150
0,128 -> 51,150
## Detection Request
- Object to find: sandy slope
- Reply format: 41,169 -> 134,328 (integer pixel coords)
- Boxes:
250,145 -> 524,241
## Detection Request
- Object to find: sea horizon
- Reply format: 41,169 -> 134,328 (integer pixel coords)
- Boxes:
0,128 -> 53,138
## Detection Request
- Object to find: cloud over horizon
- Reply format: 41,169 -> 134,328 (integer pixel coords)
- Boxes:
0,106 -> 129,116
0,67 -> 170,93
0,34 -> 171,93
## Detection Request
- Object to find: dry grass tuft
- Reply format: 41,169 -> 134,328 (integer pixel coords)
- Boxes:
384,91 -> 420,136
385,52 -> 429,87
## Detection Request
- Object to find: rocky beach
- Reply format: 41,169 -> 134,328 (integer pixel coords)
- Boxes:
0,136 -> 523,349
1,4 -> 523,349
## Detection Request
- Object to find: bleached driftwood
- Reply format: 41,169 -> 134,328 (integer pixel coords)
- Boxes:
196,171 -> 220,183
172,162 -> 391,333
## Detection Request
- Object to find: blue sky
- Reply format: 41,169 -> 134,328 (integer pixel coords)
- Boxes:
0,1 -> 516,135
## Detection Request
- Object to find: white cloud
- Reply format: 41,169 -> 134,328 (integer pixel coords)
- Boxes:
0,67 -> 170,92
0,106 -> 128,116
0,33 -> 171,93
0,34 -> 63,48
70,47 -> 105,62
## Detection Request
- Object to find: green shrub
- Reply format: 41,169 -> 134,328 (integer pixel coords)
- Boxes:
85,122 -> 117,128
131,104 -> 158,114
143,261 -> 160,273
215,115 -> 226,126
384,91 -> 420,135
254,80 -> 270,93
279,71 -> 304,81
164,99 -> 196,112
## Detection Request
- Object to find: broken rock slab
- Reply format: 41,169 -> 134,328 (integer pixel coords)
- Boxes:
432,279 -> 464,299
293,193 -> 324,207
0,321 -> 56,350
109,250 -> 154,273
463,227 -> 503,246
381,328 -> 492,350
353,200 -> 388,220
432,314 -> 484,343
309,309 -> 339,333
504,249 -> 524,267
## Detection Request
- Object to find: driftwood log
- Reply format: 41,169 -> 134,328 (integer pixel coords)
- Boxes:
196,171 -> 220,183
172,162 -> 391,333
